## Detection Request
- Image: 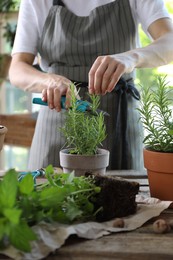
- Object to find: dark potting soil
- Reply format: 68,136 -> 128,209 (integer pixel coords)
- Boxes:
87,173 -> 139,222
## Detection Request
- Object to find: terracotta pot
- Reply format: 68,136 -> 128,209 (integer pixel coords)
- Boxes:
0,125 -> 8,151
60,148 -> 110,176
143,148 -> 173,203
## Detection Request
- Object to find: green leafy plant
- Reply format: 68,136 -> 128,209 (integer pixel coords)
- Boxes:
60,83 -> 107,155
138,76 -> 173,152
0,0 -> 20,12
0,165 -> 101,252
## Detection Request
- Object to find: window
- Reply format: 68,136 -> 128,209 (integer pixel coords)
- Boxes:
0,10 -> 33,170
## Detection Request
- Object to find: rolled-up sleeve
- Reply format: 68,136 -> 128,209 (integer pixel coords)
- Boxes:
135,0 -> 171,34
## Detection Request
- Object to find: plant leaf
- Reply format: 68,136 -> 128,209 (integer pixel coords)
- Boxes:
0,170 -> 18,208
66,171 -> 75,184
65,200 -> 83,221
0,218 -> 6,240
9,222 -> 37,252
168,129 -> 173,135
39,186 -> 68,207
45,165 -> 56,186
3,208 -> 22,225
19,173 -> 34,195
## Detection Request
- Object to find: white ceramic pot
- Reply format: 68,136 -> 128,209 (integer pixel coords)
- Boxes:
60,148 -> 110,176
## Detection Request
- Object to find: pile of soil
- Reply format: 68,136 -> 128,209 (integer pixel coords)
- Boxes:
88,173 -> 139,222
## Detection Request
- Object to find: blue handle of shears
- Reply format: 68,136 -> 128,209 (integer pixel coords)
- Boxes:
76,100 -> 90,112
18,169 -> 45,185
33,96 -> 66,109
32,97 -> 90,112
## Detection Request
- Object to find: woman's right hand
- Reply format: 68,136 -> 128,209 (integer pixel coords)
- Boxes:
41,74 -> 72,112
9,53 -> 72,112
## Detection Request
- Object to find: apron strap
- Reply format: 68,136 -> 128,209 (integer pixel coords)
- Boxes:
53,0 -> 65,6
115,78 -> 140,100
111,78 -> 140,169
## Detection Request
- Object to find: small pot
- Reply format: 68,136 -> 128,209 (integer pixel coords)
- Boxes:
143,148 -> 173,204
60,148 -> 110,176
0,125 -> 8,151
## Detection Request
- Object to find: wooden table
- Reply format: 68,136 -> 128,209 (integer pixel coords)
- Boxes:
45,170 -> 173,260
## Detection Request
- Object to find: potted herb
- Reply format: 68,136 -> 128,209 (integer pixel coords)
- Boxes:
138,75 -> 173,202
59,83 -> 110,176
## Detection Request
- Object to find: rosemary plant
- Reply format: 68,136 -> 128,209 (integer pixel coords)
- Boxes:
60,83 -> 107,155
138,76 -> 173,152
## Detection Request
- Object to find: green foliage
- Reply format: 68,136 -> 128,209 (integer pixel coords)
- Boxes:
60,83 -> 107,155
138,76 -> 173,152
0,0 -> 20,12
165,0 -> 173,14
3,23 -> 17,48
0,165 -> 101,252
0,170 -> 37,252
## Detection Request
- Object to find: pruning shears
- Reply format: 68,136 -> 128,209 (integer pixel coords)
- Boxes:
18,168 -> 45,185
32,97 -> 110,116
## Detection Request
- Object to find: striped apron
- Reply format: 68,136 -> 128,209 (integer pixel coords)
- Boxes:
28,0 -> 144,172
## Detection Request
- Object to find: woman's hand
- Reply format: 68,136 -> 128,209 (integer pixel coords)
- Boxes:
88,18 -> 173,96
41,74 -> 72,112
88,53 -> 137,95
9,52 -> 74,112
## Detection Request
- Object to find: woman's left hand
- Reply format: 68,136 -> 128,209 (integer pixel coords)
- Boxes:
88,53 -> 137,95
88,18 -> 173,96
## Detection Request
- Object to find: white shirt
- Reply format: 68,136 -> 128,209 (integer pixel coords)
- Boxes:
12,0 -> 170,57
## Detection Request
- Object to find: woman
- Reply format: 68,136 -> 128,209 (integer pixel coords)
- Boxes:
9,0 -> 173,171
